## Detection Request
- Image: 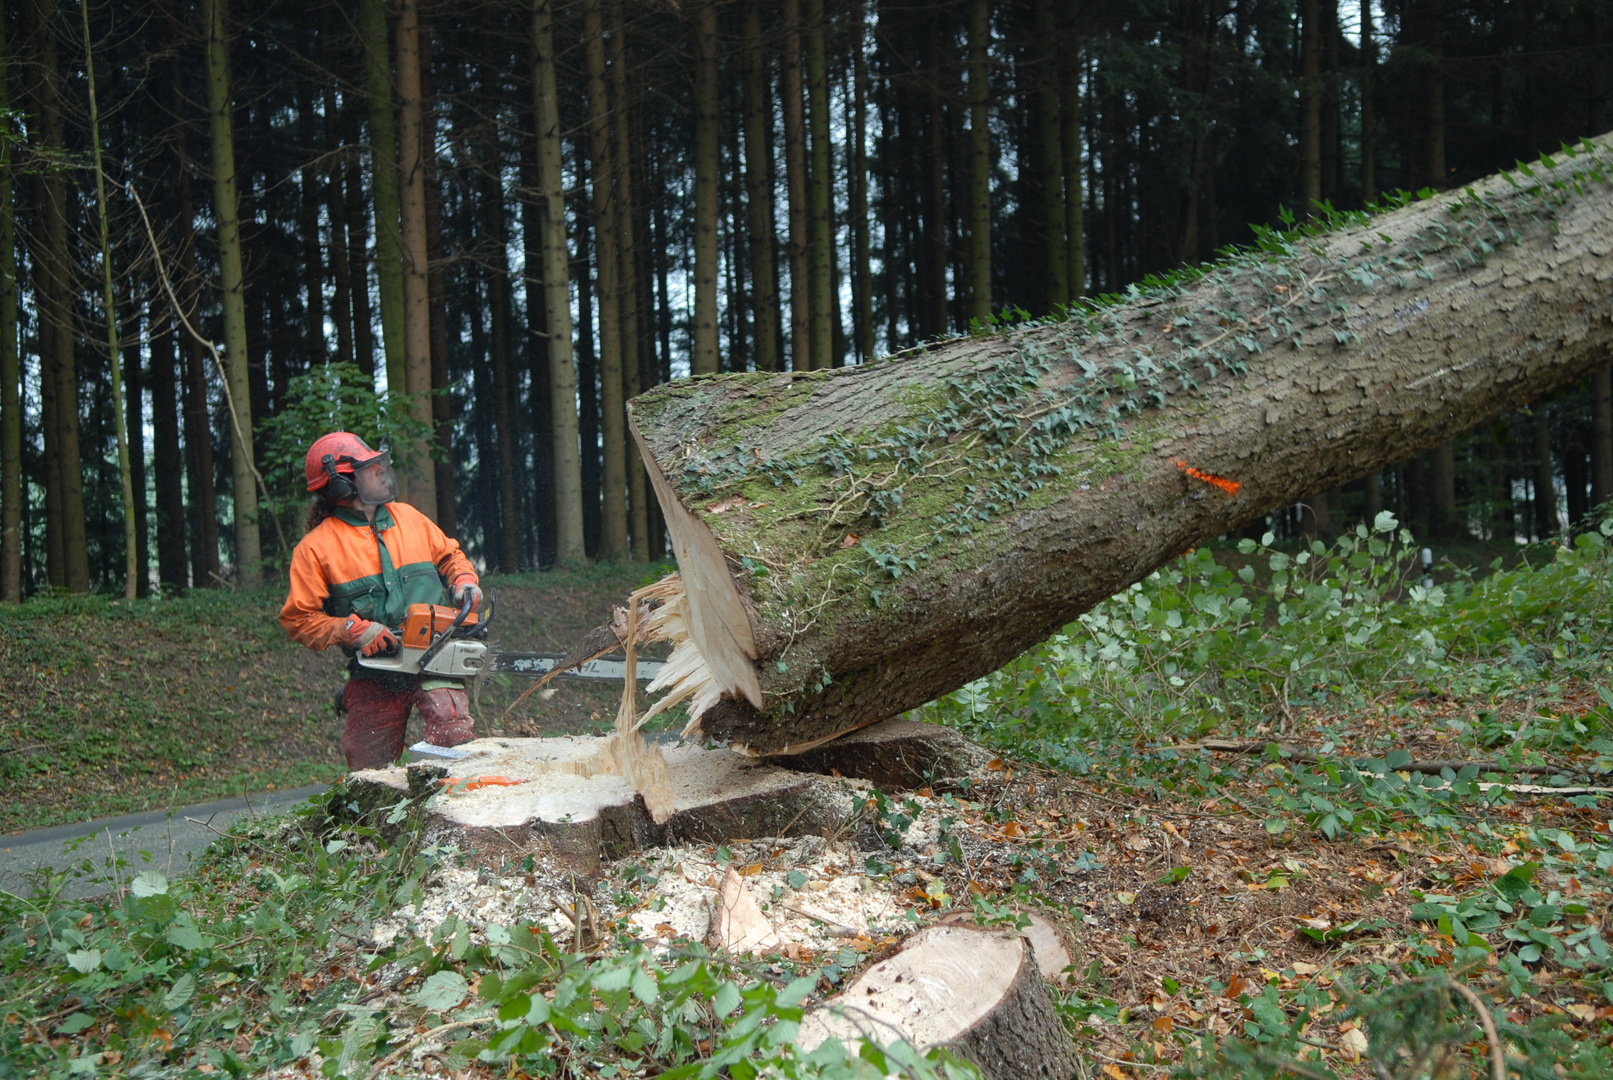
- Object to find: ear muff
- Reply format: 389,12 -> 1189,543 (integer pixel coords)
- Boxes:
322,453 -> 358,503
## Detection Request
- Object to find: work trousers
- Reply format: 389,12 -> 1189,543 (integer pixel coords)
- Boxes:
339,677 -> 474,770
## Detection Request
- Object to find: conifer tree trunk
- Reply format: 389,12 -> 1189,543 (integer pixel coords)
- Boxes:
358,0 -> 406,395
850,0 -> 874,363
421,29 -> 456,535
583,0 -> 628,557
1591,366 -> 1612,509
150,307 -> 187,590
343,94 -> 376,377
25,0 -> 89,593
297,24 -> 325,365
1534,406 -> 1556,538
691,0 -> 721,376
1320,0 -> 1340,203
167,8 -> 219,588
122,311 -> 149,596
521,106 -> 557,566
1423,0 -> 1446,192
323,7 -> 354,370
627,144 -> 1613,754
1060,14 -> 1084,295
805,0 -> 834,369
394,0 -> 436,517
1299,0 -> 1321,215
607,0 -> 650,559
202,0 -> 261,585
481,68 -> 520,572
782,0 -> 810,370
924,25 -> 949,337
965,0 -> 991,325
533,0 -> 586,565
742,4 -> 781,373
0,11 -> 19,602
83,1 -> 139,599
1360,0 -> 1376,203
1032,0 -> 1067,307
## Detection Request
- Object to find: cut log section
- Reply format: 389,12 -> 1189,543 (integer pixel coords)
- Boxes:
628,139 -> 1613,754
779,718 -> 991,790
340,736 -> 856,872
796,923 -> 1077,1080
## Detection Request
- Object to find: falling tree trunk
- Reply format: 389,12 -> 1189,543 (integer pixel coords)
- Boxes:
965,0 -> 991,325
608,0 -> 650,560
782,0 -> 810,371
690,0 -> 721,376
626,143 -> 1613,755
23,0 -> 90,594
804,0 -> 834,369
533,0 -> 586,565
0,9 -> 19,602
394,0 -> 436,518
741,4 -> 780,374
583,0 -> 628,559
202,0 -> 261,585
358,0 -> 406,395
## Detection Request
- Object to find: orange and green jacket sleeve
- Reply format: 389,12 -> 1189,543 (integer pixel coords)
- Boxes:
278,502 -> 477,650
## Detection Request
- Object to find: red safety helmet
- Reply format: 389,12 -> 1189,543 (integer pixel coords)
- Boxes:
305,432 -> 386,493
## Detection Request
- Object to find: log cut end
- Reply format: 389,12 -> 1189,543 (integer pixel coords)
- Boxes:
630,411 -> 762,723
797,923 -> 1077,1080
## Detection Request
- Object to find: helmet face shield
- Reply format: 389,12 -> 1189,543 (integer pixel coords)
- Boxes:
353,450 -> 398,506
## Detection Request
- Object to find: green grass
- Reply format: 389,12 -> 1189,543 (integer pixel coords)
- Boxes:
0,563 -> 669,833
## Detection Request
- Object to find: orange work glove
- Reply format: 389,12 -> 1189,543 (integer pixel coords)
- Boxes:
345,615 -> 400,657
449,574 -> 482,611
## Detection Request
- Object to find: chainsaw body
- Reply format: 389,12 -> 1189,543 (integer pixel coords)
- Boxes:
356,598 -> 492,679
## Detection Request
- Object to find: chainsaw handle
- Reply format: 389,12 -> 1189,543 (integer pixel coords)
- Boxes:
416,592 -> 476,672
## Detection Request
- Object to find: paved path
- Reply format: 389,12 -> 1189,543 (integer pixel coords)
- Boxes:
0,785 -> 329,900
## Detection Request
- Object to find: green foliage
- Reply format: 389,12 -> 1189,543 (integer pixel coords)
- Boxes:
0,791 -> 984,1080
916,512 -> 1613,777
254,361 -> 435,524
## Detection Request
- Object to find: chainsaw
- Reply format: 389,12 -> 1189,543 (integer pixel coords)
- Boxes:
354,591 -> 495,679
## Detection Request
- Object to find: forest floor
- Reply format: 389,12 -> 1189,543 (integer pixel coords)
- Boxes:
0,561 -> 672,833
2,522 -> 1611,1078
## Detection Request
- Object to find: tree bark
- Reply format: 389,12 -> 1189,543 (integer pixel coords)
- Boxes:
323,7 -> 354,371
483,95 -> 521,573
628,144 -> 1613,754
394,0 -> 436,518
804,0 -> 834,369
742,5 -> 781,374
0,9 -> 19,601
344,92 -> 376,378
22,0 -> 90,593
533,0 -> 586,565
202,0 -> 261,585
965,0 -> 992,325
1320,0 -> 1339,204
358,0 -> 405,394
583,0 -> 628,558
691,0 -> 721,376
781,0 -> 810,370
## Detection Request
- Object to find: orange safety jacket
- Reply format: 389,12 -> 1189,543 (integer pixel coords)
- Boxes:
280,500 -> 476,652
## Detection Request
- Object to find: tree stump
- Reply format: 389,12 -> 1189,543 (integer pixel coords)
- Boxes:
797,923 -> 1077,1079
